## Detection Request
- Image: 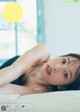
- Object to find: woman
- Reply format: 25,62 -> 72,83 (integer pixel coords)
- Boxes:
0,44 -> 80,95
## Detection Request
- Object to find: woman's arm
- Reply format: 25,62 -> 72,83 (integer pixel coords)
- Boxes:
10,84 -> 46,95
0,83 -> 46,95
0,44 -> 50,86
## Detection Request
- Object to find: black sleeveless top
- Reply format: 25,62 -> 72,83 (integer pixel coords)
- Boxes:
0,56 -> 25,85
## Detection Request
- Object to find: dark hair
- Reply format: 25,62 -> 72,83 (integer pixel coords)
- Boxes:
47,53 -> 80,92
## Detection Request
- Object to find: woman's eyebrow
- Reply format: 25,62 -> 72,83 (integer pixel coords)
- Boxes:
69,70 -> 72,79
75,65 -> 80,77
67,56 -> 79,64
67,56 -> 70,64
67,57 -> 80,78
67,57 -> 72,79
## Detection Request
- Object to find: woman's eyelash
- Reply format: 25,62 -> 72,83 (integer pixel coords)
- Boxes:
62,58 -> 66,64
64,71 -> 68,79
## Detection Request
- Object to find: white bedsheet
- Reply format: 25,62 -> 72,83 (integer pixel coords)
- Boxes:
0,91 -> 80,112
14,91 -> 80,112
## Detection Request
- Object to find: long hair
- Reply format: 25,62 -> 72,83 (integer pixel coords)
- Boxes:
47,53 -> 80,92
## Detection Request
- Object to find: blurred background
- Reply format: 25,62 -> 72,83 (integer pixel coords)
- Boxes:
0,0 -> 80,65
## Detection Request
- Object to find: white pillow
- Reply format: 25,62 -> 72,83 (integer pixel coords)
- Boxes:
14,91 -> 80,112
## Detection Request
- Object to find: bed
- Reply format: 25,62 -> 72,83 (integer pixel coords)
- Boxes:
0,91 -> 80,112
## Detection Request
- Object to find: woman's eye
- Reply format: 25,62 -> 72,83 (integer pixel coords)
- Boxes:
64,71 -> 68,79
62,58 -> 66,64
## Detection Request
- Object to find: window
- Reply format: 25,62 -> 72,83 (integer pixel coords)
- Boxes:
0,0 -> 44,65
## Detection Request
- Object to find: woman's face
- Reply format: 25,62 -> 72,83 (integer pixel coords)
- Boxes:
38,56 -> 80,86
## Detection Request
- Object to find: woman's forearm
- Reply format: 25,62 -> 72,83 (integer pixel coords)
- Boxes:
0,63 -> 24,86
0,53 -> 36,86
0,44 -> 49,86
12,44 -> 49,73
0,51 -> 35,85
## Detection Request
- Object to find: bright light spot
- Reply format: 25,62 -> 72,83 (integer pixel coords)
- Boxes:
2,2 -> 23,22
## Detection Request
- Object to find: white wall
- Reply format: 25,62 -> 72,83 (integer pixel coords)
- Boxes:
43,0 -> 80,57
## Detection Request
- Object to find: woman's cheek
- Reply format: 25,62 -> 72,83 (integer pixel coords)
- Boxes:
49,77 -> 57,85
49,74 -> 62,85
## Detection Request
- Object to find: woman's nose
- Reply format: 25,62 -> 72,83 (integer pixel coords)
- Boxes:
53,66 -> 57,72
53,64 -> 63,72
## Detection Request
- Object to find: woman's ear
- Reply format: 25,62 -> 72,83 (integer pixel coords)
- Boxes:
58,85 -> 67,90
57,86 -> 63,89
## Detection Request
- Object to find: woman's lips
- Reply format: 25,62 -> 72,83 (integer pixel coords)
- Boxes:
46,65 -> 52,75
